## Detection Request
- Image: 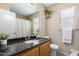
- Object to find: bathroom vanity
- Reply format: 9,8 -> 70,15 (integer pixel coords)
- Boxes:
0,37 -> 50,56
17,40 -> 50,56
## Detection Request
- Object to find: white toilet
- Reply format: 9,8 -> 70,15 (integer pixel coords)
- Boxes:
50,44 -> 59,56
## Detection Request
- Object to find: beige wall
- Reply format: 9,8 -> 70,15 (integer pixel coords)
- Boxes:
47,3 -> 79,54
0,3 -> 10,10
29,4 -> 47,36
16,14 -> 29,20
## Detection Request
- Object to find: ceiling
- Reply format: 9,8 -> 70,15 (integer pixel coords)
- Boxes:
10,3 -> 56,17
42,3 -> 56,8
10,3 -> 38,16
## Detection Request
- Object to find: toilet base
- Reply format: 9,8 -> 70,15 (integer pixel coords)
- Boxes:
51,49 -> 57,56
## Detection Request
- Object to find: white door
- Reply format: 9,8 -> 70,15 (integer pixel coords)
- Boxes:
0,9 -> 16,39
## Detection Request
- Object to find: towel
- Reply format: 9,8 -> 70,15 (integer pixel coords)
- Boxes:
62,29 -> 72,43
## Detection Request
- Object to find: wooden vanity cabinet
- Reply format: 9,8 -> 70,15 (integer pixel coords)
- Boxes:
17,46 -> 39,56
16,40 -> 50,56
25,46 -> 39,56
40,41 -> 50,56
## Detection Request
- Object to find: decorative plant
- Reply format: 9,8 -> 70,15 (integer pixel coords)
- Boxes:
32,32 -> 38,36
44,9 -> 52,15
0,32 -> 9,40
44,8 -> 53,18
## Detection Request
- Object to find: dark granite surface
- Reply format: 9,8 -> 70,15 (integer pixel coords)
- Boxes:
0,37 -> 49,56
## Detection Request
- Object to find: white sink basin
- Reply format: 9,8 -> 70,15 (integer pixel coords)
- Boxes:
37,36 -> 50,38
25,40 -> 40,46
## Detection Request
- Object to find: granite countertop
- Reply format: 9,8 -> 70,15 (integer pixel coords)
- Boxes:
0,37 -> 49,56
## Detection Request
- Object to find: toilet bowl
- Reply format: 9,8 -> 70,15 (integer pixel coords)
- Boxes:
50,44 -> 59,56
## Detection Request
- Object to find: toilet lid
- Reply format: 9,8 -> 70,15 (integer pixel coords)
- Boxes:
50,44 -> 59,49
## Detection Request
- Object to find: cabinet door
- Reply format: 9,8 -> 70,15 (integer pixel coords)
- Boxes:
40,41 -> 50,56
25,46 -> 39,56
17,46 -> 39,56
